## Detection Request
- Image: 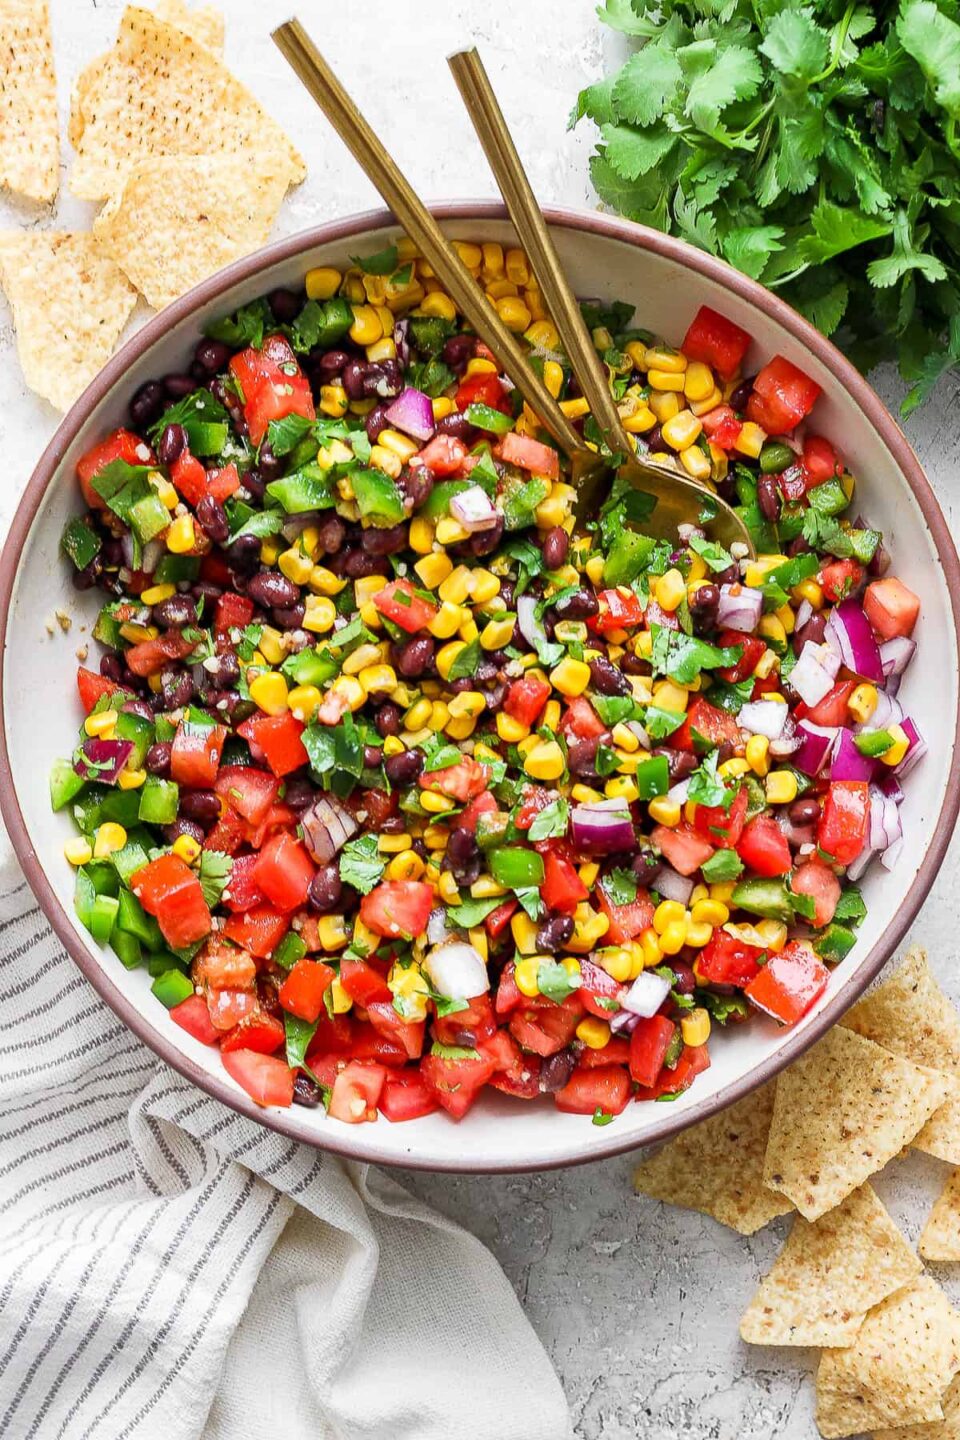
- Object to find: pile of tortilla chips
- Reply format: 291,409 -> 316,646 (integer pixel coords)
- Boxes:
0,0 -> 304,409
635,947 -> 960,1438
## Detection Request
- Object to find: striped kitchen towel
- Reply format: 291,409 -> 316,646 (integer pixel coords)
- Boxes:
0,861 -> 573,1440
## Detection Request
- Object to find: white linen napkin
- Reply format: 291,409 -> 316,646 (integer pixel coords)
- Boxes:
0,859 -> 572,1440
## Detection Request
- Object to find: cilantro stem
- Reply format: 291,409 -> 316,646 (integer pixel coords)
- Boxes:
809,1 -> 857,86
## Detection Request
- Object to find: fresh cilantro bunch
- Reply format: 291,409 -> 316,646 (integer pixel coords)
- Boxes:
572,0 -> 960,413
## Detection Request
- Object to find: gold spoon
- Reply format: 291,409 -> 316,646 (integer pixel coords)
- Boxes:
446,46 -> 754,557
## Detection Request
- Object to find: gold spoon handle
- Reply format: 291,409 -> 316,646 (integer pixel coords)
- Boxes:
447,47 -> 635,458
272,20 -> 582,457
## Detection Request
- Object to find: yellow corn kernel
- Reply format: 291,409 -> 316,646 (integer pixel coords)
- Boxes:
648,796 -> 681,827
428,700 -> 451,732
719,757 -> 750,779
448,690 -> 485,720
421,290 -> 457,322
691,900 -> 728,931
708,883 -> 736,908
480,615 -> 514,651
465,357 -> 498,378
366,337 -> 397,365
504,247 -> 529,285
302,595 -> 337,634
734,421 -> 766,459
435,640 -> 467,681
358,664 -> 396,696
690,388 -> 724,418
148,471 -> 179,509
93,822 -> 127,859
249,672 -> 289,716
166,515 -> 195,553
497,712 -> 530,744
368,445 -> 402,480
377,833 -> 412,857
407,516 -> 435,554
756,616 -> 787,652
469,568 -> 499,606
117,768 -> 146,791
401,698 -> 429,732
653,900 -> 686,935
576,1016 -> 612,1049
605,776 -> 639,803
348,305 -> 383,346
452,240 -> 482,270
443,715 -> 474,741
422,604 -> 457,644
147,674 -> 163,694
380,738 -> 404,762
745,734 -> 771,777
546,655 -> 589,699
794,579 -> 825,611
469,876 -> 508,901
684,920 -> 713,949
572,785 -> 602,805
680,446 -> 712,483
648,391 -> 682,426
64,836 -> 93,866
391,852 -> 426,884
414,552 -> 453,591
309,914 -> 347,954
661,409 -> 703,451
775,603 -> 795,636
84,708 -> 118,739
172,833 -> 201,865
848,683 -> 879,725
752,649 -> 779,682
319,384 -> 348,418
638,928 -> 662,969
568,904 -> 610,953
659,920 -> 688,956
687,555 -> 708,585
765,770 -> 798,805
647,368 -> 686,393
305,266 -> 342,300
651,679 -> 689,713
621,404 -> 657,434
509,912 -> 538,957
655,568 -> 686,612
438,870 -> 461,906
421,791 -> 455,816
277,547 -> 312,587
524,740 -> 565,782
495,296 -> 532,333
681,1008 -> 711,1047
438,567 -> 473,608
307,566 -> 345,598
481,242 -> 504,278
542,359 -> 565,399
514,956 -> 541,998
581,554 -> 604,588
526,319 -> 560,352
140,582 -> 176,607
118,621 -> 157,645
285,685 -> 320,722
645,345 -> 686,373
881,723 -> 910,767
683,361 -> 715,403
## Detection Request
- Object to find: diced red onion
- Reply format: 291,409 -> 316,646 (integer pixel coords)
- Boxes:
893,717 -> 927,778
74,738 -> 134,785
793,721 -> 837,776
880,636 -> 916,678
868,784 -> 902,851
427,907 -> 453,945
570,802 -> 635,854
393,318 -> 411,369
301,795 -> 358,865
654,866 -> 694,905
424,941 -> 490,999
627,720 -> 651,751
517,595 -> 549,656
770,731 -> 801,758
868,690 -> 903,731
881,837 -> 904,872
622,969 -> 672,1018
794,598 -> 813,632
667,779 -> 690,804
610,1010 -> 640,1036
824,600 -> 884,681
878,773 -> 904,804
739,700 -> 789,740
831,728 -> 877,783
141,539 -> 163,574
846,846 -> 876,882
450,485 -> 500,533
716,584 -> 764,633
384,386 -> 435,442
120,532 -> 136,569
791,642 -> 841,707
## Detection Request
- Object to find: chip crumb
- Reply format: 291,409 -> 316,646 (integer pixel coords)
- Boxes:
55,609 -> 72,632
75,644 -> 88,662
0,0 -> 58,202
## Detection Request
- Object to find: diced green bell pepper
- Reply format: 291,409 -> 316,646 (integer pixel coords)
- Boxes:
603,530 -> 656,587
128,492 -> 172,544
464,402 -> 513,435
86,861 -> 120,897
634,754 -> 670,800
98,788 -> 142,829
138,776 -> 179,826
73,785 -> 107,834
281,647 -> 340,688
60,516 -> 101,571
475,812 -> 511,851
186,421 -> 228,456
488,846 -> 545,889
807,477 -> 848,517
111,929 -> 143,970
115,710 -> 155,768
854,729 -> 894,757
266,466 -> 335,514
814,923 -> 858,963
110,835 -> 151,886
147,951 -> 183,977
89,893 -> 120,945
351,468 -> 405,523
731,876 -> 794,924
422,480 -> 472,519
116,886 -> 164,948
50,758 -> 85,812
273,931 -> 307,971
74,868 -> 96,930
153,554 -> 200,585
151,968 -> 194,1008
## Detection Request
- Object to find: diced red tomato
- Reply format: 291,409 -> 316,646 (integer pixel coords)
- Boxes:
222,853 -> 263,914
221,1010 -> 286,1055
628,1015 -> 677,1087
737,814 -> 792,877
820,559 -> 864,604
230,335 -> 315,446
200,551 -> 233,588
652,823 -> 715,877
635,1044 -> 710,1101
169,994 -> 218,1046
432,995 -> 496,1048
213,592 -> 254,639
76,666 -> 121,714
366,1002 -> 426,1060
803,679 -> 857,728
716,632 -> 764,684
131,853 -> 211,949
514,786 -> 556,831
746,355 -> 822,435
237,712 -> 309,778
379,1069 -> 440,1121
205,463 -> 241,503
744,941 -> 829,1025
460,790 -> 499,834
864,578 -> 920,640
596,880 -> 653,944
561,696 -> 608,740
223,905 -> 289,959
695,930 -> 764,987
169,721 -> 227,789
221,1049 -> 295,1107
329,1061 -> 386,1123
509,996 -> 583,1057
485,899 -> 518,940
579,1037 -> 631,1069
590,587 -> 645,634
495,964 -> 522,1019
124,631 -> 196,676
803,434 -> 841,485
504,674 -> 551,728
692,784 -> 748,851
542,850 -> 589,915
420,1050 -> 496,1120
700,404 -> 743,449
489,1052 -> 542,1100
77,428 -> 150,509
339,956 -> 393,1008
418,756 -> 488,803
673,697 -> 741,753
496,430 -> 560,481
207,988 -> 256,1032
817,781 -> 870,866
682,306 -> 752,382
577,957 -> 626,1021
253,832 -> 314,912
169,450 -> 208,507
359,881 -> 434,940
278,958 -> 336,1024
790,857 -> 841,928
373,578 -> 438,633
554,1064 -> 630,1116
214,765 -> 279,826
194,936 -> 256,992
455,370 -> 509,413
411,434 -> 468,476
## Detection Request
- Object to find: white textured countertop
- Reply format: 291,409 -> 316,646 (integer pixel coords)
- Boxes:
4,3 -> 960,1435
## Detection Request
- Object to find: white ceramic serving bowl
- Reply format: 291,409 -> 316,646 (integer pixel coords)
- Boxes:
2,204 -> 958,1173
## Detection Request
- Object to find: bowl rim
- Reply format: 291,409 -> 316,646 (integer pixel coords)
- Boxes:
2,199 -> 958,1174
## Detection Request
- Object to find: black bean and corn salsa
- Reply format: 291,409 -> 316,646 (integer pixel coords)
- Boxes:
52,235 -> 925,1124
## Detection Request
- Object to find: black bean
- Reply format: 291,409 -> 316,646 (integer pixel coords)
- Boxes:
435,413 -> 476,442
283,776 -> 315,811
194,338 -> 231,375
342,359 -> 366,400
786,535 -> 812,558
757,474 -> 780,522
316,349 -> 351,378
246,571 -> 299,609
669,961 -> 696,996
375,702 -> 401,738
646,424 -> 664,452
292,1074 -> 322,1108
258,442 -> 283,482
498,580 -> 515,610
145,742 -> 172,776
631,851 -> 661,886
589,655 -> 630,696
242,469 -> 267,503
789,797 -> 821,825
361,523 -> 407,556
542,527 -> 569,571
688,583 -> 720,634
129,380 -> 165,429
207,652 -> 240,689
365,403 -> 391,444
728,376 -> 755,412
554,588 -> 598,621
272,602 -> 306,630
316,515 -> 345,555
442,334 -> 476,372
446,827 -> 481,886
121,697 -> 154,722
99,652 -> 124,682
180,791 -> 220,827
793,612 -> 827,655
567,736 -> 600,777
536,915 -> 574,952
152,594 -> 197,629
72,558 -> 102,591
482,681 -> 507,713
395,635 -> 435,679
207,689 -> 244,721
363,744 -> 383,769
162,670 -> 194,710
309,865 -> 343,912
716,564 -> 740,586
158,423 -> 188,466
868,540 -> 891,578
101,537 -> 125,568
384,749 -> 424,786
163,817 -> 204,846
539,1050 -> 576,1094
380,816 -> 405,834
362,360 -> 403,399
621,653 -> 647,675
653,746 -> 697,783
466,516 -> 504,558
399,466 -> 434,511
269,287 -> 302,323
195,495 -> 229,545
192,579 -> 224,605
227,533 -> 262,575
163,373 -> 195,400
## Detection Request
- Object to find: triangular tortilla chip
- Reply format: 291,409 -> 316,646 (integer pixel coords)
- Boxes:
763,1026 -> 951,1221
0,233 -> 137,411
921,1170 -> 960,1262
740,1184 -> 921,1348
0,0 -> 58,202
874,1372 -> 960,1440
154,0 -> 223,52
634,1080 -> 792,1234
842,948 -> 960,1163
815,1275 -> 960,1438
93,152 -> 292,309
69,6 -> 304,201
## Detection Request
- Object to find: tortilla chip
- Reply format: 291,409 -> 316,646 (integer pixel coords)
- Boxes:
842,948 -> 960,1163
633,1081 -> 792,1234
0,0 -> 58,202
874,1372 -> 960,1440
93,152 -> 292,309
815,1275 -> 960,1437
69,6 -> 304,201
740,1183 -> 922,1348
920,1170 -> 960,1262
763,1026 -> 951,1221
0,233 -> 137,411
153,0 -> 223,52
